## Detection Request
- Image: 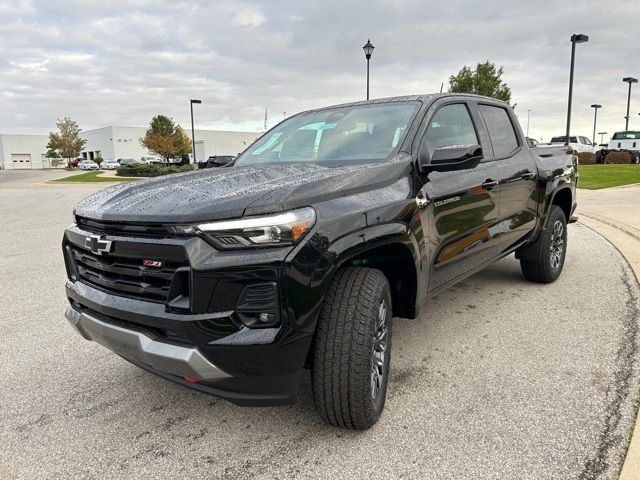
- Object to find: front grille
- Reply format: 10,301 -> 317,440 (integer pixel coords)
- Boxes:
76,216 -> 172,237
69,245 -> 188,303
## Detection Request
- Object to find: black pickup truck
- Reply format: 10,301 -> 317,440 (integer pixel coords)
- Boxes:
63,94 -> 577,429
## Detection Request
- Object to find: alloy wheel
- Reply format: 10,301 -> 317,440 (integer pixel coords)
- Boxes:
550,220 -> 565,269
371,301 -> 388,400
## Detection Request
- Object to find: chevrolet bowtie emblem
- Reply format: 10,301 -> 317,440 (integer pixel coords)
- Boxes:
85,234 -> 113,255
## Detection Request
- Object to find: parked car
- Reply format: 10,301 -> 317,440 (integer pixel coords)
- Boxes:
63,93 -> 577,429
598,131 -> 640,164
141,156 -> 163,164
78,160 -> 99,171
118,158 -> 143,166
545,135 -> 599,153
68,158 -> 82,168
99,159 -> 120,170
198,155 -> 236,169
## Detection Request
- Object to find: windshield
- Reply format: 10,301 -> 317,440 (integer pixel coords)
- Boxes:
550,136 -> 577,143
235,102 -> 419,166
612,131 -> 640,140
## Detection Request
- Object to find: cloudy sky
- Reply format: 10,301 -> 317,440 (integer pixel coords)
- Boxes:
1,0 -> 638,142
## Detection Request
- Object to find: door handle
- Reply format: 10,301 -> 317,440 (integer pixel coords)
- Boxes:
521,171 -> 536,180
481,179 -> 499,190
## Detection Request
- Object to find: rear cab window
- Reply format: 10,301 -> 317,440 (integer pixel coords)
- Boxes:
478,105 -> 519,159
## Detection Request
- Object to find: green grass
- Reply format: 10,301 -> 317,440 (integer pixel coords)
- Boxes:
578,164 -> 640,190
51,171 -> 139,183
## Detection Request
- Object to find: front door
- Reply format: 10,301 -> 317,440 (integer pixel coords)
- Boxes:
415,102 -> 502,291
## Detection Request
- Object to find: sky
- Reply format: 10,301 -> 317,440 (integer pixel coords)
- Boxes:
1,0 -> 639,142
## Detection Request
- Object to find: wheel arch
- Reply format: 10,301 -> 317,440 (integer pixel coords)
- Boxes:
550,186 -> 572,222
326,224 -> 421,320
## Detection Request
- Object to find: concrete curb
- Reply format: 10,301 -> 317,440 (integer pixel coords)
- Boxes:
578,215 -> 640,480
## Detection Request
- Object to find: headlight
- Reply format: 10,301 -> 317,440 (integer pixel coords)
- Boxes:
176,207 -> 316,249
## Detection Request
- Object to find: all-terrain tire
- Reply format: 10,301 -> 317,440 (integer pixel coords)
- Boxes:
520,205 -> 568,283
312,267 -> 392,430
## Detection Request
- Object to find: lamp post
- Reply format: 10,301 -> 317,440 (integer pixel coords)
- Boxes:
622,77 -> 638,130
362,39 -> 374,100
190,99 -> 201,165
598,132 -> 608,144
565,34 -> 589,146
590,104 -> 602,144
526,109 -> 531,137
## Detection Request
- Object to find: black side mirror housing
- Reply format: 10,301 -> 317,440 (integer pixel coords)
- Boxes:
420,144 -> 483,173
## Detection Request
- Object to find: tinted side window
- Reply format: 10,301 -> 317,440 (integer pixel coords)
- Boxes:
479,105 -> 518,158
422,104 -> 478,160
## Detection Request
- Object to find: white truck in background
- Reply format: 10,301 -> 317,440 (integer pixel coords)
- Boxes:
543,135 -> 599,153
597,131 -> 640,164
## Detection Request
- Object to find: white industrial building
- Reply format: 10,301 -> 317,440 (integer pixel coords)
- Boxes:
0,127 -> 259,169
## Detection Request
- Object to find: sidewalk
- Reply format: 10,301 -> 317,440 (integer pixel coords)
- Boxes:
577,184 -> 640,480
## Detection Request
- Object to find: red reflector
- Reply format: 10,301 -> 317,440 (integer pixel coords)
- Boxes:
184,376 -> 200,383
143,259 -> 163,268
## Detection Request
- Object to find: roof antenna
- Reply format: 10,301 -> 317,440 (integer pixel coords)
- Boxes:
440,82 -> 444,93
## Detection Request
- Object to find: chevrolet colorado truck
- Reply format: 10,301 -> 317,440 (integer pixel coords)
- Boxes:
63,94 -> 577,429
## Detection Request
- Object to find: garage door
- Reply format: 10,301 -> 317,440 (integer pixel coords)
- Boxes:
11,154 -> 32,169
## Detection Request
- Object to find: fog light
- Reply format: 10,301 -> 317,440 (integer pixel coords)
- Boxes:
258,313 -> 270,322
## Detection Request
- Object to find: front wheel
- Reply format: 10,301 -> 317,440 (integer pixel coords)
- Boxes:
520,205 -> 567,283
312,267 -> 392,430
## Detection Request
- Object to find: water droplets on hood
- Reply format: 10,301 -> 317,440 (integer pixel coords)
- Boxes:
74,157 -> 412,224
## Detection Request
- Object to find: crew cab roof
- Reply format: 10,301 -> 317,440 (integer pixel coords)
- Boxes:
298,93 -> 511,116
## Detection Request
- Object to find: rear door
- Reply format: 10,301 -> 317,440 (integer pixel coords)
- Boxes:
415,99 -> 504,291
476,103 -> 538,252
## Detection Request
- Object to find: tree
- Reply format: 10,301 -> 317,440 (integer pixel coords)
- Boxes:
449,60 -> 512,104
140,115 -> 192,163
47,117 -> 87,168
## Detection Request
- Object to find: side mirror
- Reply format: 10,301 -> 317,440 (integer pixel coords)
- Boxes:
420,144 -> 483,172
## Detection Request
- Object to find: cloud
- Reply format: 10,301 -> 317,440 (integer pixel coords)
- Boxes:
0,0 -> 638,141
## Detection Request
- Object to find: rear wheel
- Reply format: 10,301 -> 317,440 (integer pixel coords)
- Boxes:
312,267 -> 392,430
520,205 -> 567,283
631,152 -> 640,164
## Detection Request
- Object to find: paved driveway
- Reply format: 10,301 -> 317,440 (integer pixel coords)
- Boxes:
0,169 -> 80,184
1,183 -> 639,480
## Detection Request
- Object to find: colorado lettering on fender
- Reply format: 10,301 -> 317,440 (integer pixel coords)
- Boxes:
434,196 -> 461,207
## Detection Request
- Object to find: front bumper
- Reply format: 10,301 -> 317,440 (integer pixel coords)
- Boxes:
66,305 -> 230,381
65,302 -> 302,406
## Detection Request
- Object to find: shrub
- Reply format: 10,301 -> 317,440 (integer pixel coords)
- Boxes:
605,151 -> 632,164
577,152 -> 596,165
116,163 -> 194,177
94,156 -> 104,165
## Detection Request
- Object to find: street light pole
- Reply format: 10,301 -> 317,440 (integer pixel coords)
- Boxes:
190,99 -> 202,165
590,104 -> 602,144
362,39 -> 375,100
623,77 -> 638,130
565,34 -> 589,146
526,109 -> 531,137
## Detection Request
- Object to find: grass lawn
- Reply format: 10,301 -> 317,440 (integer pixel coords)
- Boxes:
50,171 -> 139,183
578,164 -> 640,190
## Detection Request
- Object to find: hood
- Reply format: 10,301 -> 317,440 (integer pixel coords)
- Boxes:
73,157 -> 412,224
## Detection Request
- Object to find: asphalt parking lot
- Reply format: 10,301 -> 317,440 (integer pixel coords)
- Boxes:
1,172 -> 639,480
